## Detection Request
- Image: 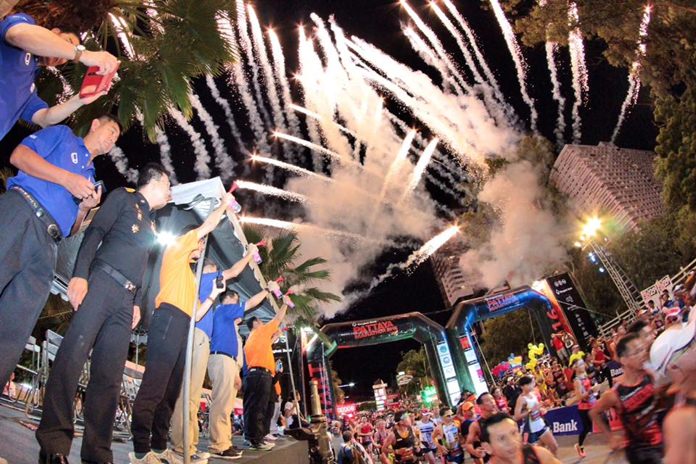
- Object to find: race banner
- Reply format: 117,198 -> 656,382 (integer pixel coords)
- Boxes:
641,275 -> 673,309
545,273 -> 597,348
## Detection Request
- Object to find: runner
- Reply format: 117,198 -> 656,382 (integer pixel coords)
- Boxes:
415,411 -> 437,464
479,413 -> 561,464
380,411 -> 421,463
372,418 -> 391,464
513,376 -> 558,455
649,316 -> 696,464
357,415 -> 375,456
433,407 -> 464,464
571,357 -> 599,457
590,333 -> 664,464
465,392 -> 499,464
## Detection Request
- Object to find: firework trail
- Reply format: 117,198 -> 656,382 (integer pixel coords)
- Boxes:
273,131 -> 341,162
358,224 -> 460,293
291,104 -> 357,137
235,180 -> 307,203
429,1 -> 484,85
109,146 -> 138,183
403,27 -> 465,96
568,1 -> 589,142
400,0 -> 471,93
248,5 -> 288,137
545,41 -> 566,147
168,108 -> 211,180
45,67 -> 72,103
308,14 -> 357,160
400,138 -> 439,203
235,0 -> 273,129
612,4 -> 652,143
239,216 -> 382,243
251,154 -> 333,182
487,0 -> 538,131
189,92 -> 234,180
154,125 -> 178,185
442,0 -> 503,98
297,26 -> 326,170
205,74 -> 245,150
108,13 -> 136,59
369,130 -> 417,222
229,63 -> 270,153
269,28 -> 303,159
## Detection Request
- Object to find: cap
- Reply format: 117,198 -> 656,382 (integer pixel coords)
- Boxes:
461,401 -> 475,412
649,316 -> 696,383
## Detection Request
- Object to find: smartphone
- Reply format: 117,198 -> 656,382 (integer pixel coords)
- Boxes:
80,63 -> 120,98
93,180 -> 106,193
215,274 -> 225,289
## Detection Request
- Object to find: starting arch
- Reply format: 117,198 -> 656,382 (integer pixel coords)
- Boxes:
305,312 -> 456,416
306,286 -> 559,415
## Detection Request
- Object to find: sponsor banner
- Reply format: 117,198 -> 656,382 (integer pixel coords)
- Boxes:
544,406 -> 583,436
485,292 -> 519,313
336,402 -> 357,418
641,275 -> 673,309
351,319 -> 399,340
546,273 -> 597,348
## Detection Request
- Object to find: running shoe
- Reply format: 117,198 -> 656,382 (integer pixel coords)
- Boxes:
264,433 -> 278,441
209,447 -> 243,460
128,452 -> 163,464
574,444 -> 586,458
154,448 -> 208,464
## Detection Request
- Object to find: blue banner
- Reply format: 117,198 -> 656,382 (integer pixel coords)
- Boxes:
543,405 -> 583,436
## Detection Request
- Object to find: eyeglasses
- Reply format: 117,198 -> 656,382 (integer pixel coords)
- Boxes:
443,414 -> 453,418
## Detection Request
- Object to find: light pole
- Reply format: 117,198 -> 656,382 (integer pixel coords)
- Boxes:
576,216 -> 642,315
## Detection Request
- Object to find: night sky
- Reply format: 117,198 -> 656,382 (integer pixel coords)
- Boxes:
0,1 -> 658,396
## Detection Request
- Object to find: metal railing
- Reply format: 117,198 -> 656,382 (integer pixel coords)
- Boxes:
598,256 -> 696,337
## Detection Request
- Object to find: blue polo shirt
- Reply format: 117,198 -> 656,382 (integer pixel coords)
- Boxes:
8,126 -> 95,237
209,301 -> 246,358
0,13 -> 49,141
196,271 -> 221,338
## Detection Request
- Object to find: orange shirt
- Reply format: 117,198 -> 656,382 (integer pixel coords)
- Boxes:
155,230 -> 199,316
245,319 -> 280,372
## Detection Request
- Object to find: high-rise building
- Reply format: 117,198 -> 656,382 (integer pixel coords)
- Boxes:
431,240 -> 475,307
550,143 -> 666,231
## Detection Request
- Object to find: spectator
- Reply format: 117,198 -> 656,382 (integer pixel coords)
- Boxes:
0,9 -> 117,141
338,430 -> 371,464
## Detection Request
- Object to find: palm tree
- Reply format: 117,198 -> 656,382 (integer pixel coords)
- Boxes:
243,226 -> 341,354
243,226 -> 341,325
17,0 -> 238,140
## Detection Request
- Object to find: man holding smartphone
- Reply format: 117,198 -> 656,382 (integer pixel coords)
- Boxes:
36,163 -> 172,464
129,192 -> 235,464
169,247 -> 260,460
0,10 -> 118,142
0,116 -> 119,416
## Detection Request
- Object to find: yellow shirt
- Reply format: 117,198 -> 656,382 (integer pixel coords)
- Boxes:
155,230 -> 199,316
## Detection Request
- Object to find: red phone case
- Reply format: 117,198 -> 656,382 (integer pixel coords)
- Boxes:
79,64 -> 119,98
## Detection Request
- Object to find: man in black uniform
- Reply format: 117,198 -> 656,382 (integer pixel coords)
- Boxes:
36,163 -> 171,464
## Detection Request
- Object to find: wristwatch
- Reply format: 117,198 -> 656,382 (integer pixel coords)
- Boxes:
73,44 -> 86,62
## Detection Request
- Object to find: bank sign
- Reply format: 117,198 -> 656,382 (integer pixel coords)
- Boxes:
544,406 -> 583,436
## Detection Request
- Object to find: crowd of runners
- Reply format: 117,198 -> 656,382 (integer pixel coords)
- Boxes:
334,306 -> 696,464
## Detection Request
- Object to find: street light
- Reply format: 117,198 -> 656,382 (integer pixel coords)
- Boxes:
577,216 -> 642,315
338,382 -> 355,388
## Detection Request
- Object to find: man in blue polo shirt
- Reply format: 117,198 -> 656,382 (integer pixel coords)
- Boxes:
169,246 -> 260,460
0,115 -> 120,396
207,287 -> 273,459
0,11 -> 118,141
